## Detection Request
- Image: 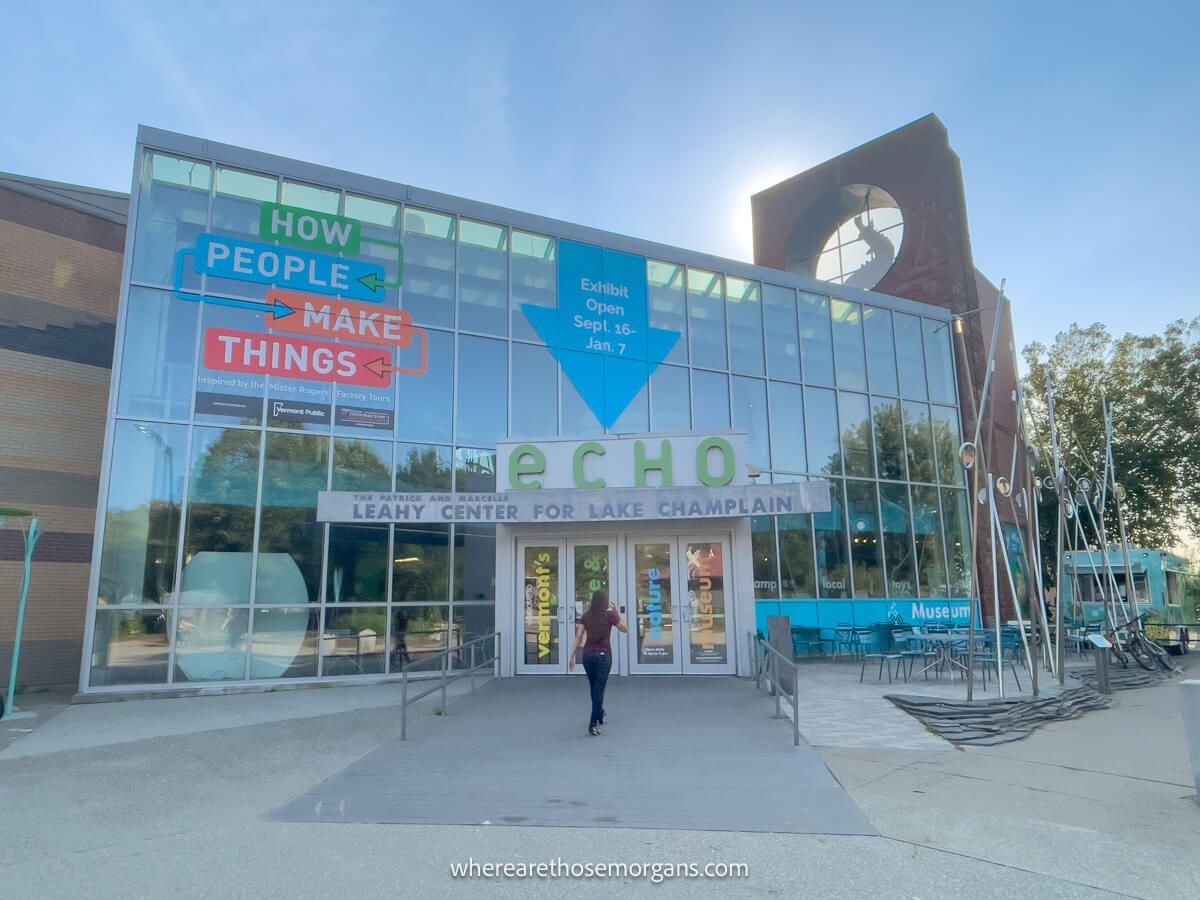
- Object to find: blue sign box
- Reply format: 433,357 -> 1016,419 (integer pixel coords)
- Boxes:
191,233 -> 385,303
522,240 -> 680,428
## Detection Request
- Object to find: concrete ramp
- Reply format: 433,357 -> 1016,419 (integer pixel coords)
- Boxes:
271,676 -> 874,834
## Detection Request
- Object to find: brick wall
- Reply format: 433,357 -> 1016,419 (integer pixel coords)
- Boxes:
0,183 -> 124,689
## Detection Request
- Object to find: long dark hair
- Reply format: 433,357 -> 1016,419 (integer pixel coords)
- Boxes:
582,589 -> 609,627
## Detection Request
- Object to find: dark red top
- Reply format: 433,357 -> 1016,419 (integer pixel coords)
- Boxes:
580,608 -> 620,655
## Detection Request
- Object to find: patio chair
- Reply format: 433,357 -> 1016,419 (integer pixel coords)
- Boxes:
860,647 -> 907,683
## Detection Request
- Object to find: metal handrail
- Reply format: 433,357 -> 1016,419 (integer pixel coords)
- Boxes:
748,631 -> 801,746
400,631 -> 499,740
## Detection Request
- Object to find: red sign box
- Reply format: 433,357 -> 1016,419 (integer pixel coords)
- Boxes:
203,328 -> 393,389
267,289 -> 414,349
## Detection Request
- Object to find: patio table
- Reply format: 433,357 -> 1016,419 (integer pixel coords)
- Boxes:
908,633 -> 971,679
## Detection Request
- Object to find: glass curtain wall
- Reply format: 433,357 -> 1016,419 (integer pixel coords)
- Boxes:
90,146 -> 970,688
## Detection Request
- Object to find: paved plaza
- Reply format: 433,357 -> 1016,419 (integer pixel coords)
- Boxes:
1,660 -> 1197,898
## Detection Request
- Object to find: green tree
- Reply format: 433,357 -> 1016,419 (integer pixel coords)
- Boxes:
1023,318 -> 1200,556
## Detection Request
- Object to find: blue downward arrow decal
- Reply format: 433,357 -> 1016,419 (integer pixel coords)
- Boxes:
522,240 -> 680,430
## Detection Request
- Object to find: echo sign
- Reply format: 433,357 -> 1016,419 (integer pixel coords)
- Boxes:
497,433 -> 749,491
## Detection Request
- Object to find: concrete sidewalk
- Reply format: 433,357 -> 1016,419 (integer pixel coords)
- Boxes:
0,663 -> 1195,898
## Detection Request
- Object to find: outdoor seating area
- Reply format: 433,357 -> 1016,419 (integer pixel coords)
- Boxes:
786,622 -> 1031,689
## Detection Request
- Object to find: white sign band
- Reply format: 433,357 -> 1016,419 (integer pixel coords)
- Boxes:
317,482 -> 830,524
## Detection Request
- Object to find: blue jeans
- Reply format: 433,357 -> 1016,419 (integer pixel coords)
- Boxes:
582,651 -> 611,727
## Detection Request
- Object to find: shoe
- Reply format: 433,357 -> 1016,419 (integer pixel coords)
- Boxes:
588,724 -> 601,736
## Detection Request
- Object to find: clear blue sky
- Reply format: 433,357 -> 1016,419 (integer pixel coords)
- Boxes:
2,1 -> 1197,351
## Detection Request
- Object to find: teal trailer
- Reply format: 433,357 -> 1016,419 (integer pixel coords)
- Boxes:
1061,548 -> 1200,653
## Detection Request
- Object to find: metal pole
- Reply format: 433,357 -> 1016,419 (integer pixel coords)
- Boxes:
1055,507 -> 1066,683
440,643 -> 449,715
988,476 -> 1004,697
401,666 -> 409,740
992,498 -> 1035,692
951,314 -> 983,702
792,663 -> 800,746
1105,399 -> 1143,632
4,518 -> 39,719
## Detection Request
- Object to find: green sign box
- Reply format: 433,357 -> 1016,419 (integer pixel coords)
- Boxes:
260,202 -> 362,256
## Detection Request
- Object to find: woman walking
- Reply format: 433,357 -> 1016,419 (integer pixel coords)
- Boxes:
567,589 -> 627,735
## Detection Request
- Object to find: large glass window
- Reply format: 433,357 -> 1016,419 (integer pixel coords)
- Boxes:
397,327 -> 453,444
454,523 -> 497,605
923,319 -> 957,405
609,358 -> 650,434
872,398 -> 905,481
250,607 -> 318,679
117,289 -> 198,419
181,427 -> 261,606
322,607 -> 387,676
391,604 -> 449,671
768,381 -> 806,473
838,392 -> 874,478
732,376 -> 769,469
648,260 -> 687,365
98,422 -> 187,606
209,168 -> 276,302
255,432 -> 328,605
392,525 -> 450,605
803,387 -> 840,475
903,401 -> 936,484
942,488 -> 972,597
931,405 -> 965,486
692,370 -> 730,431
752,516 -> 779,600
395,443 -> 453,492
511,343 -> 558,438
327,439 -> 391,605
894,312 -> 928,400
455,335 -> 507,447
687,268 -> 726,370
559,351 -> 604,437
797,293 -> 835,387
455,448 -> 497,492
650,365 -> 690,432
763,284 -> 801,382
862,306 -> 899,396
174,606 -> 246,682
458,219 -> 508,335
879,483 -> 917,598
402,207 -> 455,329
281,180 -> 338,213
512,230 -> 556,341
346,194 -> 402,309
726,276 -> 764,375
830,299 -> 867,391
814,479 -> 850,598
778,513 -> 816,599
89,610 -> 172,686
912,486 -> 949,598
846,480 -> 884,597
194,302 -> 265,426
131,153 -> 210,287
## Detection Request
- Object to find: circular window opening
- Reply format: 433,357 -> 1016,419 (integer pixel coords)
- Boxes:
784,184 -> 904,291
813,186 -> 903,289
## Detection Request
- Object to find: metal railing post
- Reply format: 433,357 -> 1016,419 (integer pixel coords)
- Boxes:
469,642 -> 476,693
792,661 -> 800,746
440,645 -> 449,715
401,668 -> 409,740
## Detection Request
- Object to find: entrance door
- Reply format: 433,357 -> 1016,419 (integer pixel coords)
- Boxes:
515,538 -> 616,674
627,535 -> 735,675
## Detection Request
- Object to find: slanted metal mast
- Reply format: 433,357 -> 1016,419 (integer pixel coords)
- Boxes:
1,507 -> 39,720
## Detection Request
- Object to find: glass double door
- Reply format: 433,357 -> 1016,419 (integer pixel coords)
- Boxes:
515,534 -> 734,675
627,536 -> 735,675
517,538 -> 616,675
